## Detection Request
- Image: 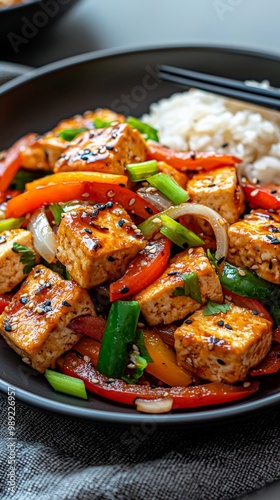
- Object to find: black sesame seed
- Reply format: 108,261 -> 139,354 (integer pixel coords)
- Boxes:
208,183 -> 216,187
271,189 -> 277,194
108,256 -> 115,262
62,300 -> 71,307
268,209 -> 277,213
271,227 -> 279,233
120,286 -> 129,294
184,319 -> 193,324
221,143 -> 229,148
256,179 -> 260,184
225,324 -> 233,330
35,269 -> 41,274
217,359 -> 226,365
4,324 -> 12,332
99,204 -> 107,211
44,300 -> 52,306
118,219 -> 126,227
84,228 -> 92,234
145,206 -> 153,215
105,379 -> 114,384
150,384 -> 157,389
119,183 -> 126,187
107,201 -> 114,208
92,209 -> 99,216
45,282 -> 52,289
269,261 -> 273,270
190,151 -> 196,159
168,272 -> 180,276
217,320 -> 224,327
106,145 -> 114,150
20,297 -> 29,305
271,238 -> 280,244
252,310 -> 259,315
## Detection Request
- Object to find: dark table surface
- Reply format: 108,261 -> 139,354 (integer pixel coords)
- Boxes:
1,1 -> 280,498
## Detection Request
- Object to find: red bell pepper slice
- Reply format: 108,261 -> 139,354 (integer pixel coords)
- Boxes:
243,184 -> 280,211
223,289 -> 273,323
6,181 -> 159,219
273,325 -> 280,344
147,143 -> 242,172
58,350 -> 259,410
109,236 -> 172,301
0,296 -> 11,314
0,134 -> 37,192
250,346 -> 280,376
69,316 -> 106,342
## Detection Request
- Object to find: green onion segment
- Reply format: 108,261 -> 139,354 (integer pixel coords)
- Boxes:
45,369 -> 88,399
126,116 -> 159,142
0,218 -> 24,233
126,160 -> 158,182
147,173 -> 189,205
59,128 -> 88,141
160,215 -> 204,248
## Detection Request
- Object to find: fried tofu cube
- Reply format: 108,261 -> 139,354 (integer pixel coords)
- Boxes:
0,265 -> 96,373
54,123 -> 147,175
174,304 -> 272,383
135,247 -> 223,326
157,162 -> 188,188
228,210 -> 280,284
187,167 -> 245,225
56,203 -> 146,288
0,229 -> 40,294
20,109 -> 125,171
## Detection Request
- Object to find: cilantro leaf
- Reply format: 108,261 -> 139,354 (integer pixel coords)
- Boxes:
12,243 -> 36,274
204,301 -> 231,316
173,272 -> 202,304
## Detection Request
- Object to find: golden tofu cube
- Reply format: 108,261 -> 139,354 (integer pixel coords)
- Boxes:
174,304 -> 272,383
0,229 -> 39,294
56,203 -> 146,288
228,210 -> 280,284
135,247 -> 223,326
0,265 -> 96,373
187,167 -> 245,226
54,123 -> 147,175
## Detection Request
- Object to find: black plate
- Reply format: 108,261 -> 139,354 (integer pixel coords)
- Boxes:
1,45 -> 280,425
0,0 -> 79,48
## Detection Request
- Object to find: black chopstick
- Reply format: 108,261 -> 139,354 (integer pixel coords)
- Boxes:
158,65 -> 280,111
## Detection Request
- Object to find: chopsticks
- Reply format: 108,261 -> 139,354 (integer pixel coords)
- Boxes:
158,65 -> 280,111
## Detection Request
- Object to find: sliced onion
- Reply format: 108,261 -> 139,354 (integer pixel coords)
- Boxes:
137,188 -> 173,211
135,397 -> 173,414
28,208 -> 57,263
140,203 -> 228,260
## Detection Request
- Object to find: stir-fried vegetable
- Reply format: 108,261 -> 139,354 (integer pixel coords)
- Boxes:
243,184 -> 280,210
127,116 -> 159,142
147,173 -> 189,205
0,217 -> 24,233
160,214 -> 204,248
26,171 -> 128,190
58,128 -> 88,141
126,160 -> 158,182
0,134 -> 37,191
28,209 -> 56,263
45,369 -> 88,399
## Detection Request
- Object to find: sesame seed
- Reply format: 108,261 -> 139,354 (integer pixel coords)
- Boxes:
184,319 -> 192,324
84,228 -> 92,234
107,190 -> 115,198
44,300 -> 51,306
127,363 -> 135,369
208,343 -> 214,351
20,296 -> 29,305
108,256 -> 115,262
91,378 -> 99,384
134,229 -> 142,234
28,302 -> 34,309
217,257 -> 225,266
149,247 -> 157,254
106,144 -> 114,150
208,183 -> 216,188
120,286 -> 129,294
225,324 -> 233,330
62,300 -> 71,307
221,143 -> 229,148
251,265 -> 258,270
4,306 -> 9,312
4,324 -> 12,332
11,324 -> 18,331
83,355 -> 91,363
39,279 -> 45,285
217,359 -> 226,365
243,381 -> 251,388
270,189 -> 277,194
145,206 -> 153,215
35,307 -> 44,314
81,192 -> 90,198
107,201 -> 114,208
217,320 -> 224,327
98,146 -> 107,154
163,392 -> 169,397
129,198 -> 136,206
252,310 -> 259,315
238,269 -> 246,276
131,224 -> 138,230
138,322 -> 145,328
250,189 -> 259,197
186,357 -> 193,366
118,219 -> 126,227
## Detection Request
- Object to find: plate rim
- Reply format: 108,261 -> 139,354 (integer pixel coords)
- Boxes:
1,43 -> 280,425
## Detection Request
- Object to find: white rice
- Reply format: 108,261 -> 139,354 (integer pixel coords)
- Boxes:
142,87 -> 280,184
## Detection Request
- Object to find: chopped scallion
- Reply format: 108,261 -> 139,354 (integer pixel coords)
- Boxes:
147,173 -> 189,205
45,369 -> 88,399
49,203 -> 64,225
59,128 -> 88,141
93,118 -> 113,129
160,215 -> 204,248
0,217 -> 24,233
126,160 -> 158,182
126,116 -> 159,142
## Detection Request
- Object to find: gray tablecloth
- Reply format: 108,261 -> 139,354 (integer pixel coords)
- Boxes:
1,394 -> 280,500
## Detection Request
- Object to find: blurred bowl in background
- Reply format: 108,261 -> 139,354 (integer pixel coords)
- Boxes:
0,0 -> 80,51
